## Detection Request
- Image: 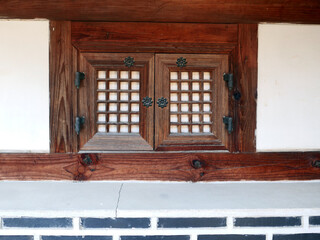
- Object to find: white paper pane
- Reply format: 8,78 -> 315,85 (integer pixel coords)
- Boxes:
98,125 -> 106,132
181,82 -> 189,90
131,82 -> 140,90
109,71 -> 118,79
170,93 -> 178,101
120,82 -> 129,90
98,71 -> 106,79
170,72 -> 178,80
120,93 -> 129,101
192,72 -> 200,79
181,125 -> 189,133
109,82 -> 117,90
170,115 -> 178,122
181,104 -> 188,112
120,103 -> 128,111
181,114 -> 189,123
170,125 -> 178,133
131,103 -> 139,111
131,71 -> 140,79
181,93 -> 189,101
109,103 -> 117,111
120,71 -> 129,79
98,82 -> 106,90
203,72 -> 210,80
109,125 -> 117,133
170,104 -> 178,112
98,103 -> 106,111
109,114 -> 117,122
192,125 -> 200,133
120,114 -> 128,122
98,114 -> 106,122
109,93 -> 117,100
98,92 -> 106,100
170,82 -> 178,91
203,82 -> 211,90
181,72 -> 188,80
120,125 -> 128,133
131,125 -> 139,133
192,82 -> 200,90
131,114 -> 139,122
131,93 -> 139,101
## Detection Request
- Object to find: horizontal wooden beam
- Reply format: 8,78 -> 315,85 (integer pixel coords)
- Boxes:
0,152 -> 319,181
0,0 -> 320,23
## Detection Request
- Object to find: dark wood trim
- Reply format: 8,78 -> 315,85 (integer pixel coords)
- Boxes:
1,0 -> 320,23
0,152 -> 319,181
235,24 -> 258,152
50,21 -> 77,153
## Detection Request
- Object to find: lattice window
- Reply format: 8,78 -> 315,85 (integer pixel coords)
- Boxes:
96,70 -> 140,134
169,70 -> 213,134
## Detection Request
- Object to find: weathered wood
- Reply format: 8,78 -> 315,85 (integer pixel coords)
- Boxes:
0,152 -> 319,181
71,22 -> 238,54
0,1 -> 320,23
49,21 -> 77,153
236,24 -> 258,152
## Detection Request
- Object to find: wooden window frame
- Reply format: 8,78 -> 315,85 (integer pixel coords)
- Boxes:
50,21 -> 257,154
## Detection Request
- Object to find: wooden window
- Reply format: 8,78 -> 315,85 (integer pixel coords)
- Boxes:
76,52 -> 232,151
155,54 -> 230,151
50,22 -> 258,154
78,53 -> 154,151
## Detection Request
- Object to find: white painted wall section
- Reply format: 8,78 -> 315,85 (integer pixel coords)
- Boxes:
257,24 -> 320,151
0,20 -> 49,152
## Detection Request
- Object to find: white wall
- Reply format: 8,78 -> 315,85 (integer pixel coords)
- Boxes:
0,21 -> 319,152
257,24 -> 320,151
0,20 -> 49,152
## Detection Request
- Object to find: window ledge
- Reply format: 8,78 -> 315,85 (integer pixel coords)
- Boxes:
0,181 -> 320,218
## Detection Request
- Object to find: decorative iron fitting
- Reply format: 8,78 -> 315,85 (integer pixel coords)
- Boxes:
75,116 -> 85,135
312,160 -> 320,168
142,96 -> 153,108
124,56 -> 135,67
223,116 -> 233,134
157,97 -> 168,108
176,57 -> 187,67
192,160 -> 203,169
223,73 -> 233,90
82,154 -> 93,166
75,72 -> 85,89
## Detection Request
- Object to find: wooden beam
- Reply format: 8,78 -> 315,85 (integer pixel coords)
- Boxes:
0,152 -> 319,181
0,0 -> 320,23
50,21 -> 78,153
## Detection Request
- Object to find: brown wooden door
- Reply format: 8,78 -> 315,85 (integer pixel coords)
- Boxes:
155,54 -> 231,151
78,53 -> 154,151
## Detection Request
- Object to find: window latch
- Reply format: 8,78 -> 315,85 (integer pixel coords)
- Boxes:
75,72 -> 85,89
75,116 -> 85,135
223,73 -> 233,90
223,116 -> 233,134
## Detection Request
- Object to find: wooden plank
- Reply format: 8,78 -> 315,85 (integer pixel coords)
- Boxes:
0,152 -> 319,181
0,0 -> 319,23
236,24 -> 258,152
71,22 -> 238,53
49,21 -> 77,153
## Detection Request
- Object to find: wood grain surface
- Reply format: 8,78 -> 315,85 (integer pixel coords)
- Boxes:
0,0 -> 319,23
0,152 -> 319,181
49,21 -> 78,153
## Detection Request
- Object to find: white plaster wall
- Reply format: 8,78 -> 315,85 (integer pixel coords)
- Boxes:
0,21 -> 319,152
257,24 -> 320,151
0,20 -> 49,152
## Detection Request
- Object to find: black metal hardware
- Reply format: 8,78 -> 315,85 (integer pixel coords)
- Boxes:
82,154 -> 92,166
233,91 -> 241,101
142,96 -> 153,108
75,72 -> 85,89
124,56 -> 135,67
75,116 -> 85,135
192,160 -> 203,169
223,116 -> 233,134
157,97 -> 168,108
223,73 -> 233,90
312,160 -> 320,168
176,57 -> 187,67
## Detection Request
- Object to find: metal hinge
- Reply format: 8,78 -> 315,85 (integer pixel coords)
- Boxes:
223,73 -> 233,90
75,72 -> 85,89
223,116 -> 233,134
75,116 -> 85,135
